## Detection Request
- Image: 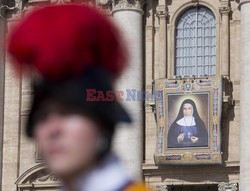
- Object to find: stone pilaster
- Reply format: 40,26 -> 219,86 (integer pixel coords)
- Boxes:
111,0 -> 144,179
0,3 -> 6,191
156,5 -> 168,79
219,4 -> 231,77
218,182 -> 238,191
1,2 -> 23,191
239,0 -> 250,191
2,36 -> 22,191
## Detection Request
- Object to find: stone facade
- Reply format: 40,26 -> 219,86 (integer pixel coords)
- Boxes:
0,0 -> 246,190
144,0 -> 240,190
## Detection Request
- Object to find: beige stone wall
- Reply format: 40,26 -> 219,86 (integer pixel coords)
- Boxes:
143,0 -> 241,189
2,0 -> 145,190
2,1 -> 59,191
0,0 -> 243,190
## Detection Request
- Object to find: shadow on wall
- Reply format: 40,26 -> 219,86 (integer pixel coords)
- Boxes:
222,78 -> 235,162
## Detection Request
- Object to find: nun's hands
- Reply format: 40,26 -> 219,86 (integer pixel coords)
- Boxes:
177,133 -> 185,143
191,136 -> 199,143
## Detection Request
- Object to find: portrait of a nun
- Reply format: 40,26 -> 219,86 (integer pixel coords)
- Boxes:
167,99 -> 208,148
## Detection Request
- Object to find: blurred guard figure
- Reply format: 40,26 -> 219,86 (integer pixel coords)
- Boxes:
8,4 -> 148,191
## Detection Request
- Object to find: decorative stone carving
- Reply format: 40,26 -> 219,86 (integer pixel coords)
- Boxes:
113,0 -> 144,10
156,5 -> 168,19
16,164 -> 61,191
2,0 -> 16,7
96,0 -> 112,11
218,183 -> 238,191
191,0 -> 199,6
219,6 -> 231,15
34,173 -> 58,183
97,0 -> 110,4
0,0 -> 21,17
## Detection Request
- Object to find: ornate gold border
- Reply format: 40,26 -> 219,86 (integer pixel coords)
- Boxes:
154,78 -> 222,165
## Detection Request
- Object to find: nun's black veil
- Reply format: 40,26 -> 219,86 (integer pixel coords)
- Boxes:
167,99 -> 208,148
172,99 -> 205,127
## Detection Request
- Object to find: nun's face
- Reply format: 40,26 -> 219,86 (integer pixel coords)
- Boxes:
183,103 -> 193,117
34,112 -> 101,179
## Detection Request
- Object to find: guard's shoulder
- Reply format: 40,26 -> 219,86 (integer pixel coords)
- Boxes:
123,183 -> 150,191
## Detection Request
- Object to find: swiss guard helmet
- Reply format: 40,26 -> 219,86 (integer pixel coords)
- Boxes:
8,4 -> 131,139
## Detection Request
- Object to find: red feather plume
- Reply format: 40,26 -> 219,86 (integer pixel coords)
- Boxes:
8,4 -> 128,81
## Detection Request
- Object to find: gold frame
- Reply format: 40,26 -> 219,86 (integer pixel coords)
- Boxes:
154,77 -> 222,165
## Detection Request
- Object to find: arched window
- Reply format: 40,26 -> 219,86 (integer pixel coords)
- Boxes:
175,6 -> 216,77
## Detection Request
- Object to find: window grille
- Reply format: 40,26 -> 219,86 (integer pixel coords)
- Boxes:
175,7 -> 216,77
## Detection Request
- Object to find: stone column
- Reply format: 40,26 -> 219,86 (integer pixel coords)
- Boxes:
156,4 -> 168,79
239,0 -> 250,190
219,4 -> 231,77
112,0 -> 144,179
0,4 -> 6,191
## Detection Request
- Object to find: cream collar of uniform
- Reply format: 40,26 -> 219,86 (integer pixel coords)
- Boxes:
63,153 -> 132,191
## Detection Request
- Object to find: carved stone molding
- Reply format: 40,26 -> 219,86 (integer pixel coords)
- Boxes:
113,0 -> 144,10
49,0 -> 112,12
34,173 -> 58,183
97,0 -> 110,4
0,0 -> 22,17
156,5 -> 168,19
191,0 -> 199,6
2,0 -> 15,7
239,0 -> 250,10
12,0 -> 145,13
16,163 -> 61,191
219,6 -> 231,15
218,182 -> 238,191
96,0 -> 112,11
